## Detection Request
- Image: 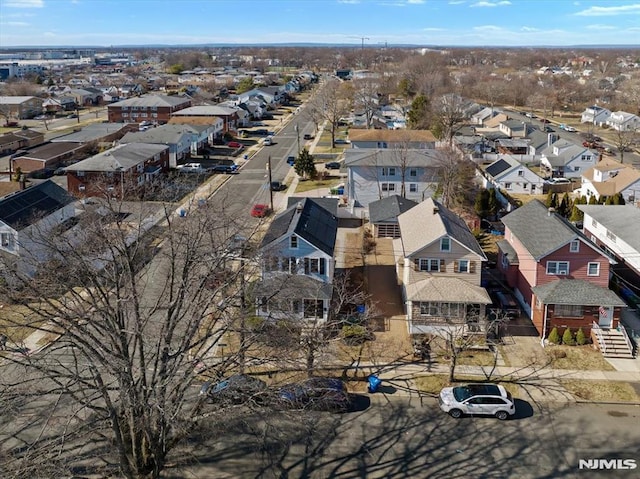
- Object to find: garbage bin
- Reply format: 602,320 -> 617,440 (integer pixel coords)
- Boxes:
179,209 -> 187,217
367,374 -> 381,393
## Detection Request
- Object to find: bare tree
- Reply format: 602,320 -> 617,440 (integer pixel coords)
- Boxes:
351,77 -> 381,129
434,146 -> 476,209
0,193 -> 253,478
432,94 -> 467,144
305,79 -> 350,147
612,128 -> 639,164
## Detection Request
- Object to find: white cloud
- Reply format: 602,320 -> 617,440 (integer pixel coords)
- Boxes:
2,21 -> 30,26
422,27 -> 445,31
575,4 -> 640,16
338,0 -> 360,4
472,24 -> 506,32
585,24 -> 616,30
3,0 -> 43,7
470,1 -> 511,7
449,1 -> 466,4
520,26 -> 540,32
407,0 -> 426,4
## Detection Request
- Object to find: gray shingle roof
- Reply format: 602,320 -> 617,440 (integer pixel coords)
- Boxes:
406,276 -> 492,303
369,195 -> 418,223
578,205 -> 640,253
109,95 -> 189,108
532,279 -> 626,306
501,200 -> 584,260
253,275 -> 333,301
120,124 -> 198,145
343,148 -> 440,167
261,198 -> 337,256
64,143 -> 168,172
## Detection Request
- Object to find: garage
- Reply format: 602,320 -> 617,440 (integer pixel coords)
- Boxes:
375,222 -> 401,238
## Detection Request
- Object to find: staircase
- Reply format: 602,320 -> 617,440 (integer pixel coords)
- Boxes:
593,325 -> 635,359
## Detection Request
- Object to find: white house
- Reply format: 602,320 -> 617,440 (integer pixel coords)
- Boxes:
344,148 -> 440,208
580,105 -> 612,126
606,111 -> 640,131
483,155 -> 545,195
579,158 -> 640,204
540,138 -> 598,179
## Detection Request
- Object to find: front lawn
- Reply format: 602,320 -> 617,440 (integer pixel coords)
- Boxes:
561,380 -> 638,402
545,345 -> 616,371
294,177 -> 342,193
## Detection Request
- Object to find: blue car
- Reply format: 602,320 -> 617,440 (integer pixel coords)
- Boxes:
278,377 -> 350,412
200,374 -> 267,405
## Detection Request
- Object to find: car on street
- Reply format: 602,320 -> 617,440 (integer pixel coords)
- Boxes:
439,383 -> 515,420
210,164 -> 239,174
565,126 -> 577,132
66,113 -> 78,119
540,118 -> 550,124
200,374 -> 267,405
270,181 -> 287,191
277,377 -> 350,412
250,203 -> 271,218
227,141 -> 243,149
263,136 -> 273,146
287,156 -> 296,166
325,161 -> 341,170
303,133 -> 314,140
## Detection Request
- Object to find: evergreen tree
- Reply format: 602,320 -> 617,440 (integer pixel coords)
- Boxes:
294,147 -> 317,179
407,94 -> 431,129
474,189 -> 490,218
605,195 -> 614,205
558,193 -> 570,217
487,188 -> 499,219
575,328 -> 587,346
562,328 -> 575,346
545,190 -> 555,208
588,195 -> 597,204
612,193 -> 625,205
548,327 -> 561,345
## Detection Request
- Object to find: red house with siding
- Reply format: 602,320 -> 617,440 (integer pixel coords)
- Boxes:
497,200 -> 630,356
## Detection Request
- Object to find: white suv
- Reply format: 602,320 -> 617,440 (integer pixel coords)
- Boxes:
439,383 -> 515,420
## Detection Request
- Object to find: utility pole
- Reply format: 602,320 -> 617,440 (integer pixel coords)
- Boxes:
294,123 -> 300,155
267,155 -> 274,212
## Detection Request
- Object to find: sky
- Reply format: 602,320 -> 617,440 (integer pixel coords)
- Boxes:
1,0 -> 639,48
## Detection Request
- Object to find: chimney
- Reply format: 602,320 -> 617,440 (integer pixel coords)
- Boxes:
296,201 -> 303,212
547,133 -> 555,147
433,206 -> 439,215
548,207 -> 556,217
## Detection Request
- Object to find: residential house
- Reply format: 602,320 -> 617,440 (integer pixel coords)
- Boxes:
42,96 -> 77,113
498,119 -> 534,139
471,107 -> 498,126
578,158 -> 640,204
606,111 -> 640,131
237,86 -> 284,108
254,198 -> 338,324
348,129 -> 437,150
170,104 -> 241,133
69,87 -> 103,106
0,96 -> 43,120
540,138 -> 598,179
119,124 -> 198,168
167,116 -> 224,143
368,195 -> 417,238
50,122 -> 137,146
579,205 -> 640,295
65,143 -> 170,199
497,200 -> 627,349
107,94 -> 191,124
394,198 -> 491,337
344,148 -> 440,208
580,105 -> 612,126
527,131 -> 557,157
482,155 -> 545,195
0,180 -> 76,277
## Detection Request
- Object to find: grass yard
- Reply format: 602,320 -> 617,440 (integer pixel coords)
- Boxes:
545,345 -> 616,371
294,176 -> 342,193
562,380 -> 638,402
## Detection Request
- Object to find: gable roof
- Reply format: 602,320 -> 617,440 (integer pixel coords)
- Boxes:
343,148 -> 441,167
286,196 -> 338,217
369,195 -> 418,223
532,279 -> 625,306
578,205 -> 640,253
50,123 -> 131,143
398,197 -> 486,259
501,200 -> 608,261
0,180 -> 75,230
64,143 -> 168,172
120,124 -> 198,145
348,129 -> 436,143
405,276 -> 492,303
108,94 -> 189,108
261,198 -> 337,256
485,158 -> 512,178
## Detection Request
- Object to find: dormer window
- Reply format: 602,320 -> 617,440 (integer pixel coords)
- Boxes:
290,235 -> 298,249
569,240 -> 580,253
440,237 -> 451,252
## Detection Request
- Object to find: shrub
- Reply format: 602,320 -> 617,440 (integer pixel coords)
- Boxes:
562,327 -> 576,346
551,349 -> 567,359
575,327 -> 588,345
548,327 -> 561,345
342,324 -> 369,345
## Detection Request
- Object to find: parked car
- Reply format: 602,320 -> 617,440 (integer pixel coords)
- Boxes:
200,374 -> 267,405
325,161 -> 341,170
565,126 -> 577,132
227,141 -> 243,149
303,133 -> 314,140
253,129 -> 269,136
263,136 -> 273,146
439,383 -> 515,420
250,203 -> 271,218
66,113 -> 78,119
277,377 -> 350,412
176,163 -> 207,174
540,118 -> 550,124
210,164 -> 239,174
270,181 -> 287,191
286,155 -> 296,166
53,167 -> 67,176
546,177 -> 571,184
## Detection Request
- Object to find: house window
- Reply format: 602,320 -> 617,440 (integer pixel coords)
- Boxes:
122,113 -> 129,118
304,258 -> 326,275
606,230 -> 617,242
440,237 -> 451,252
587,262 -> 600,276
137,163 -> 144,173
418,258 -> 440,272
303,299 -> 323,318
504,182 -> 512,190
517,169 -> 524,177
409,168 -> 417,177
409,183 -> 418,193
77,171 -> 85,177
419,302 -> 439,316
381,167 -> 396,176
290,235 -> 298,249
569,240 -> 580,253
137,175 -> 145,186
458,259 -> 469,273
581,155 -> 591,161
152,113 -> 157,118
546,261 -> 569,275
555,304 -> 583,318
573,166 -> 580,172
1,232 -> 13,248
381,183 -> 395,192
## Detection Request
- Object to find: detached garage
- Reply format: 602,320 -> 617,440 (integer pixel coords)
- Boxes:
369,195 -> 417,238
